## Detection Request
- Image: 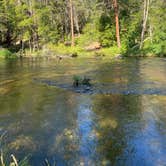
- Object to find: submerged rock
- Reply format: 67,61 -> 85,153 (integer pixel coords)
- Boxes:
73,76 -> 91,87
33,78 -> 166,96
82,77 -> 91,86
70,53 -> 78,58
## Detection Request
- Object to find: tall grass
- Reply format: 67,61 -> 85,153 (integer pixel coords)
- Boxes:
0,132 -> 30,166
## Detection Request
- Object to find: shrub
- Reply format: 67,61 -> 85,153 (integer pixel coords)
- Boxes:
0,49 -> 16,59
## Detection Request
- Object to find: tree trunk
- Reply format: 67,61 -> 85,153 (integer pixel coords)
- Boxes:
69,0 -> 74,46
140,0 -> 150,49
113,0 -> 121,48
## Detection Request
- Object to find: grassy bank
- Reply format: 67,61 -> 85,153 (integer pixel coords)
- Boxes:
19,46 -> 166,59
1,44 -> 165,60
41,44 -> 122,58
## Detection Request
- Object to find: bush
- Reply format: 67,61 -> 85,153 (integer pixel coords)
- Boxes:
0,48 -> 16,59
76,23 -> 100,47
97,47 -> 121,57
47,43 -> 84,56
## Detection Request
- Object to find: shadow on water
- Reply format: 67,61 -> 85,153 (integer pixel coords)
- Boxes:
0,58 -> 166,166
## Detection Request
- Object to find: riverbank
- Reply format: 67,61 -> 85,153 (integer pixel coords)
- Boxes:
0,44 -> 165,60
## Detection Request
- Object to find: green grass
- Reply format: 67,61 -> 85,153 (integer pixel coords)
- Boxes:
0,48 -> 17,59
0,132 -> 30,166
45,43 -> 122,58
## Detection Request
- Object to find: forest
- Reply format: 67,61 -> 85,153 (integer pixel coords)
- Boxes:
0,0 -> 166,58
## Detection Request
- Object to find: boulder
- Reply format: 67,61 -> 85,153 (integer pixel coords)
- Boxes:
85,42 -> 101,51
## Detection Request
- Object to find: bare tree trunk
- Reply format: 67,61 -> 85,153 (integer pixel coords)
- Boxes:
113,0 -> 121,48
69,0 -> 74,46
18,0 -> 24,56
140,0 -> 150,49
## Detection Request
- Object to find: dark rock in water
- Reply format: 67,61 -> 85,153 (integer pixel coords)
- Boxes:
73,79 -> 79,87
82,77 -> 91,86
72,76 -> 91,87
74,85 -> 93,94
71,53 -> 78,58
33,78 -> 166,96
57,56 -> 63,61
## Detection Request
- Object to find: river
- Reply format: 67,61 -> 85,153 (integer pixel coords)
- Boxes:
0,57 -> 166,166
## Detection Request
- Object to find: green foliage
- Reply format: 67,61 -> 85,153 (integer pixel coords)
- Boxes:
47,43 -> 84,56
76,23 -> 100,47
0,49 -> 16,58
0,0 -> 165,57
143,40 -> 166,56
73,75 -> 82,82
98,14 -> 116,47
146,0 -> 166,56
97,47 -> 121,57
99,26 -> 116,47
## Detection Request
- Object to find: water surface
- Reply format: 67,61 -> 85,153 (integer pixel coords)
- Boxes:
0,57 -> 166,166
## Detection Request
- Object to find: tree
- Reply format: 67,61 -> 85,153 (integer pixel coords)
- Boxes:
0,0 -> 165,56
140,0 -> 150,49
113,0 -> 121,48
69,0 -> 75,46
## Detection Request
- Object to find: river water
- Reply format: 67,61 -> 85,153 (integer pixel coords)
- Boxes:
0,57 -> 166,166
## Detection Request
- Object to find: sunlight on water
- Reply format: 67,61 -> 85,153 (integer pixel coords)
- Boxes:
0,58 -> 166,166
77,100 -> 98,165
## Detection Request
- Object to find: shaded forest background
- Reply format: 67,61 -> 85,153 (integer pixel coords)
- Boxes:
0,0 -> 165,57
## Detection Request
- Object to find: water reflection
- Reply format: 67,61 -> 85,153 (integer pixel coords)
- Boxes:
76,97 -> 98,165
116,95 -> 166,166
0,58 -> 166,166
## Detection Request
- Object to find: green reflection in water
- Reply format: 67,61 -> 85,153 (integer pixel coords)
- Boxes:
0,58 -> 166,166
